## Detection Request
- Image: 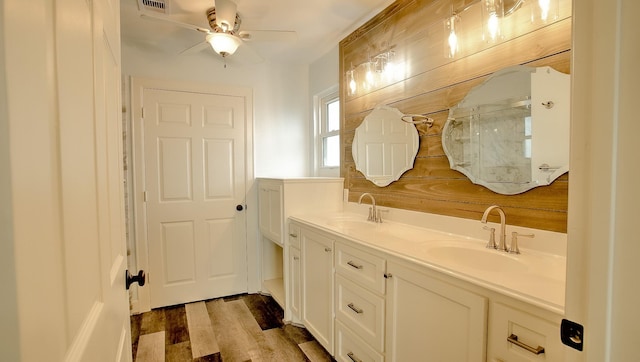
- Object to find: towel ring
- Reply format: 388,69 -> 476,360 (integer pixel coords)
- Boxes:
401,114 -> 434,127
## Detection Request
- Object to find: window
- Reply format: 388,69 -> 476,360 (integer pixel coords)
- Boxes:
315,87 -> 340,174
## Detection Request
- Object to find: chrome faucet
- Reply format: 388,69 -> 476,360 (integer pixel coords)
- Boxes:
481,205 -> 507,251
358,192 -> 379,223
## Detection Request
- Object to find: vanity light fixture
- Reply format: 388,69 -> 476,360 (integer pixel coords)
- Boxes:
345,49 -> 396,96
444,13 -> 460,58
482,0 -> 504,43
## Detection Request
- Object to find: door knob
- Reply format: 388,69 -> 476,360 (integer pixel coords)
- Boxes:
125,270 -> 146,290
236,204 -> 244,211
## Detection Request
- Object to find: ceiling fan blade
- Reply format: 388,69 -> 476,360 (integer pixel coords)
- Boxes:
214,0 -> 238,31
178,41 -> 210,55
232,44 -> 264,64
140,12 -> 211,34
238,30 -> 298,43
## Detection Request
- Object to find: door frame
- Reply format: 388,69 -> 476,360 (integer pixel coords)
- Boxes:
129,77 -> 256,313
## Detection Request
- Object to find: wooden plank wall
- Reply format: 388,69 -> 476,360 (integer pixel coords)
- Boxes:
339,0 -> 572,233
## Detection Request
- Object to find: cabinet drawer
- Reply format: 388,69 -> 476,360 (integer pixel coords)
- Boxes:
335,320 -> 384,362
335,275 -> 385,351
488,302 -> 564,362
335,242 -> 386,294
289,223 -> 301,248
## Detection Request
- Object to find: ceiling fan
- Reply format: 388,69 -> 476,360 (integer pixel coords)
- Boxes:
140,0 -> 297,65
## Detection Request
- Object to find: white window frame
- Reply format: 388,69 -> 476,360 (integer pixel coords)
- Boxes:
313,85 -> 340,176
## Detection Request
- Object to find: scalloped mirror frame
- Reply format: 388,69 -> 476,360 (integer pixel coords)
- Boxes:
442,65 -> 570,194
352,105 -> 420,187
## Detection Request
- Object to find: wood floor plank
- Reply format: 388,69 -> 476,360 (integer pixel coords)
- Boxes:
139,309 -> 165,335
185,301 -> 220,358
242,294 -> 284,330
135,331 -> 165,362
206,299 -> 252,362
226,299 -> 269,361
130,313 -> 143,360
263,328 -> 308,361
299,340 -> 333,362
165,340 -> 191,362
164,304 -> 189,345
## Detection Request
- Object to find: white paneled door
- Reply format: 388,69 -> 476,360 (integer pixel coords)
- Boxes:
140,86 -> 248,309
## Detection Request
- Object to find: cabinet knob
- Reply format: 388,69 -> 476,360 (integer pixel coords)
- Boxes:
236,204 -> 244,211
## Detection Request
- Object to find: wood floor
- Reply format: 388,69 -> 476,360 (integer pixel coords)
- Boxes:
130,293 -> 335,362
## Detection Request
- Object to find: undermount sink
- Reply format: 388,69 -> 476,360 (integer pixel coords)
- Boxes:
325,218 -> 372,229
324,216 -> 461,243
426,245 -> 529,273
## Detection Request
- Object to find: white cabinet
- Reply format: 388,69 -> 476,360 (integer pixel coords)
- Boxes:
257,177 -> 343,323
385,261 -> 488,362
288,219 -> 563,362
288,224 -> 302,323
334,242 -> 387,362
258,183 -> 283,244
258,178 -> 343,246
301,225 -> 335,355
488,302 -> 565,361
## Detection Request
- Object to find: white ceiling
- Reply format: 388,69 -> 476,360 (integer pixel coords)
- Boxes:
120,0 -> 396,65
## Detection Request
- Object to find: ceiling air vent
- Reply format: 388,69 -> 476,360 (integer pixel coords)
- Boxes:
138,0 -> 169,14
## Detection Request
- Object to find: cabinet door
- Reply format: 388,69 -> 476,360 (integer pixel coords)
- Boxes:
386,261 -> 487,362
258,184 -> 282,244
301,227 -> 335,354
289,246 -> 301,322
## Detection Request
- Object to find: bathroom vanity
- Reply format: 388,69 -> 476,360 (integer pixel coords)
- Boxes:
289,213 -> 566,361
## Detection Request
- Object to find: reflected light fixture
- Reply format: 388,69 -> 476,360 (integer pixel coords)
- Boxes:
482,0 -> 504,43
347,69 -> 357,96
206,32 -> 242,58
531,0 -> 558,23
444,13 -> 460,58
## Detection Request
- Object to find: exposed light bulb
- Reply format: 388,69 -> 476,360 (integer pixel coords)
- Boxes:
446,15 -> 459,58
487,13 -> 499,40
482,0 -> 503,43
538,0 -> 550,21
347,70 -> 357,95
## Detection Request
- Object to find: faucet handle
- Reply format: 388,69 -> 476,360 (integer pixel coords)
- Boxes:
367,207 -> 374,222
509,232 -> 535,254
483,226 -> 497,249
376,209 -> 389,223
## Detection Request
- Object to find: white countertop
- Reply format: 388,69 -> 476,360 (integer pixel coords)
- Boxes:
290,212 -> 566,315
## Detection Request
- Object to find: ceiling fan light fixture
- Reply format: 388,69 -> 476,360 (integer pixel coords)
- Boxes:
206,32 -> 242,57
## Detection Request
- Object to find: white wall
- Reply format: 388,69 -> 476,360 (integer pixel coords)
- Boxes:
309,46 -> 341,177
121,42 -> 311,177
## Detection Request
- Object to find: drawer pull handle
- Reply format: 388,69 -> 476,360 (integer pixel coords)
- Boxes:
507,334 -> 545,355
347,261 -> 363,269
347,303 -> 364,314
289,233 -> 298,237
325,247 -> 332,252
347,352 -> 363,362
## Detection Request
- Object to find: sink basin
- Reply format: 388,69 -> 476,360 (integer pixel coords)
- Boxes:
426,245 -> 529,273
325,218 -> 373,229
